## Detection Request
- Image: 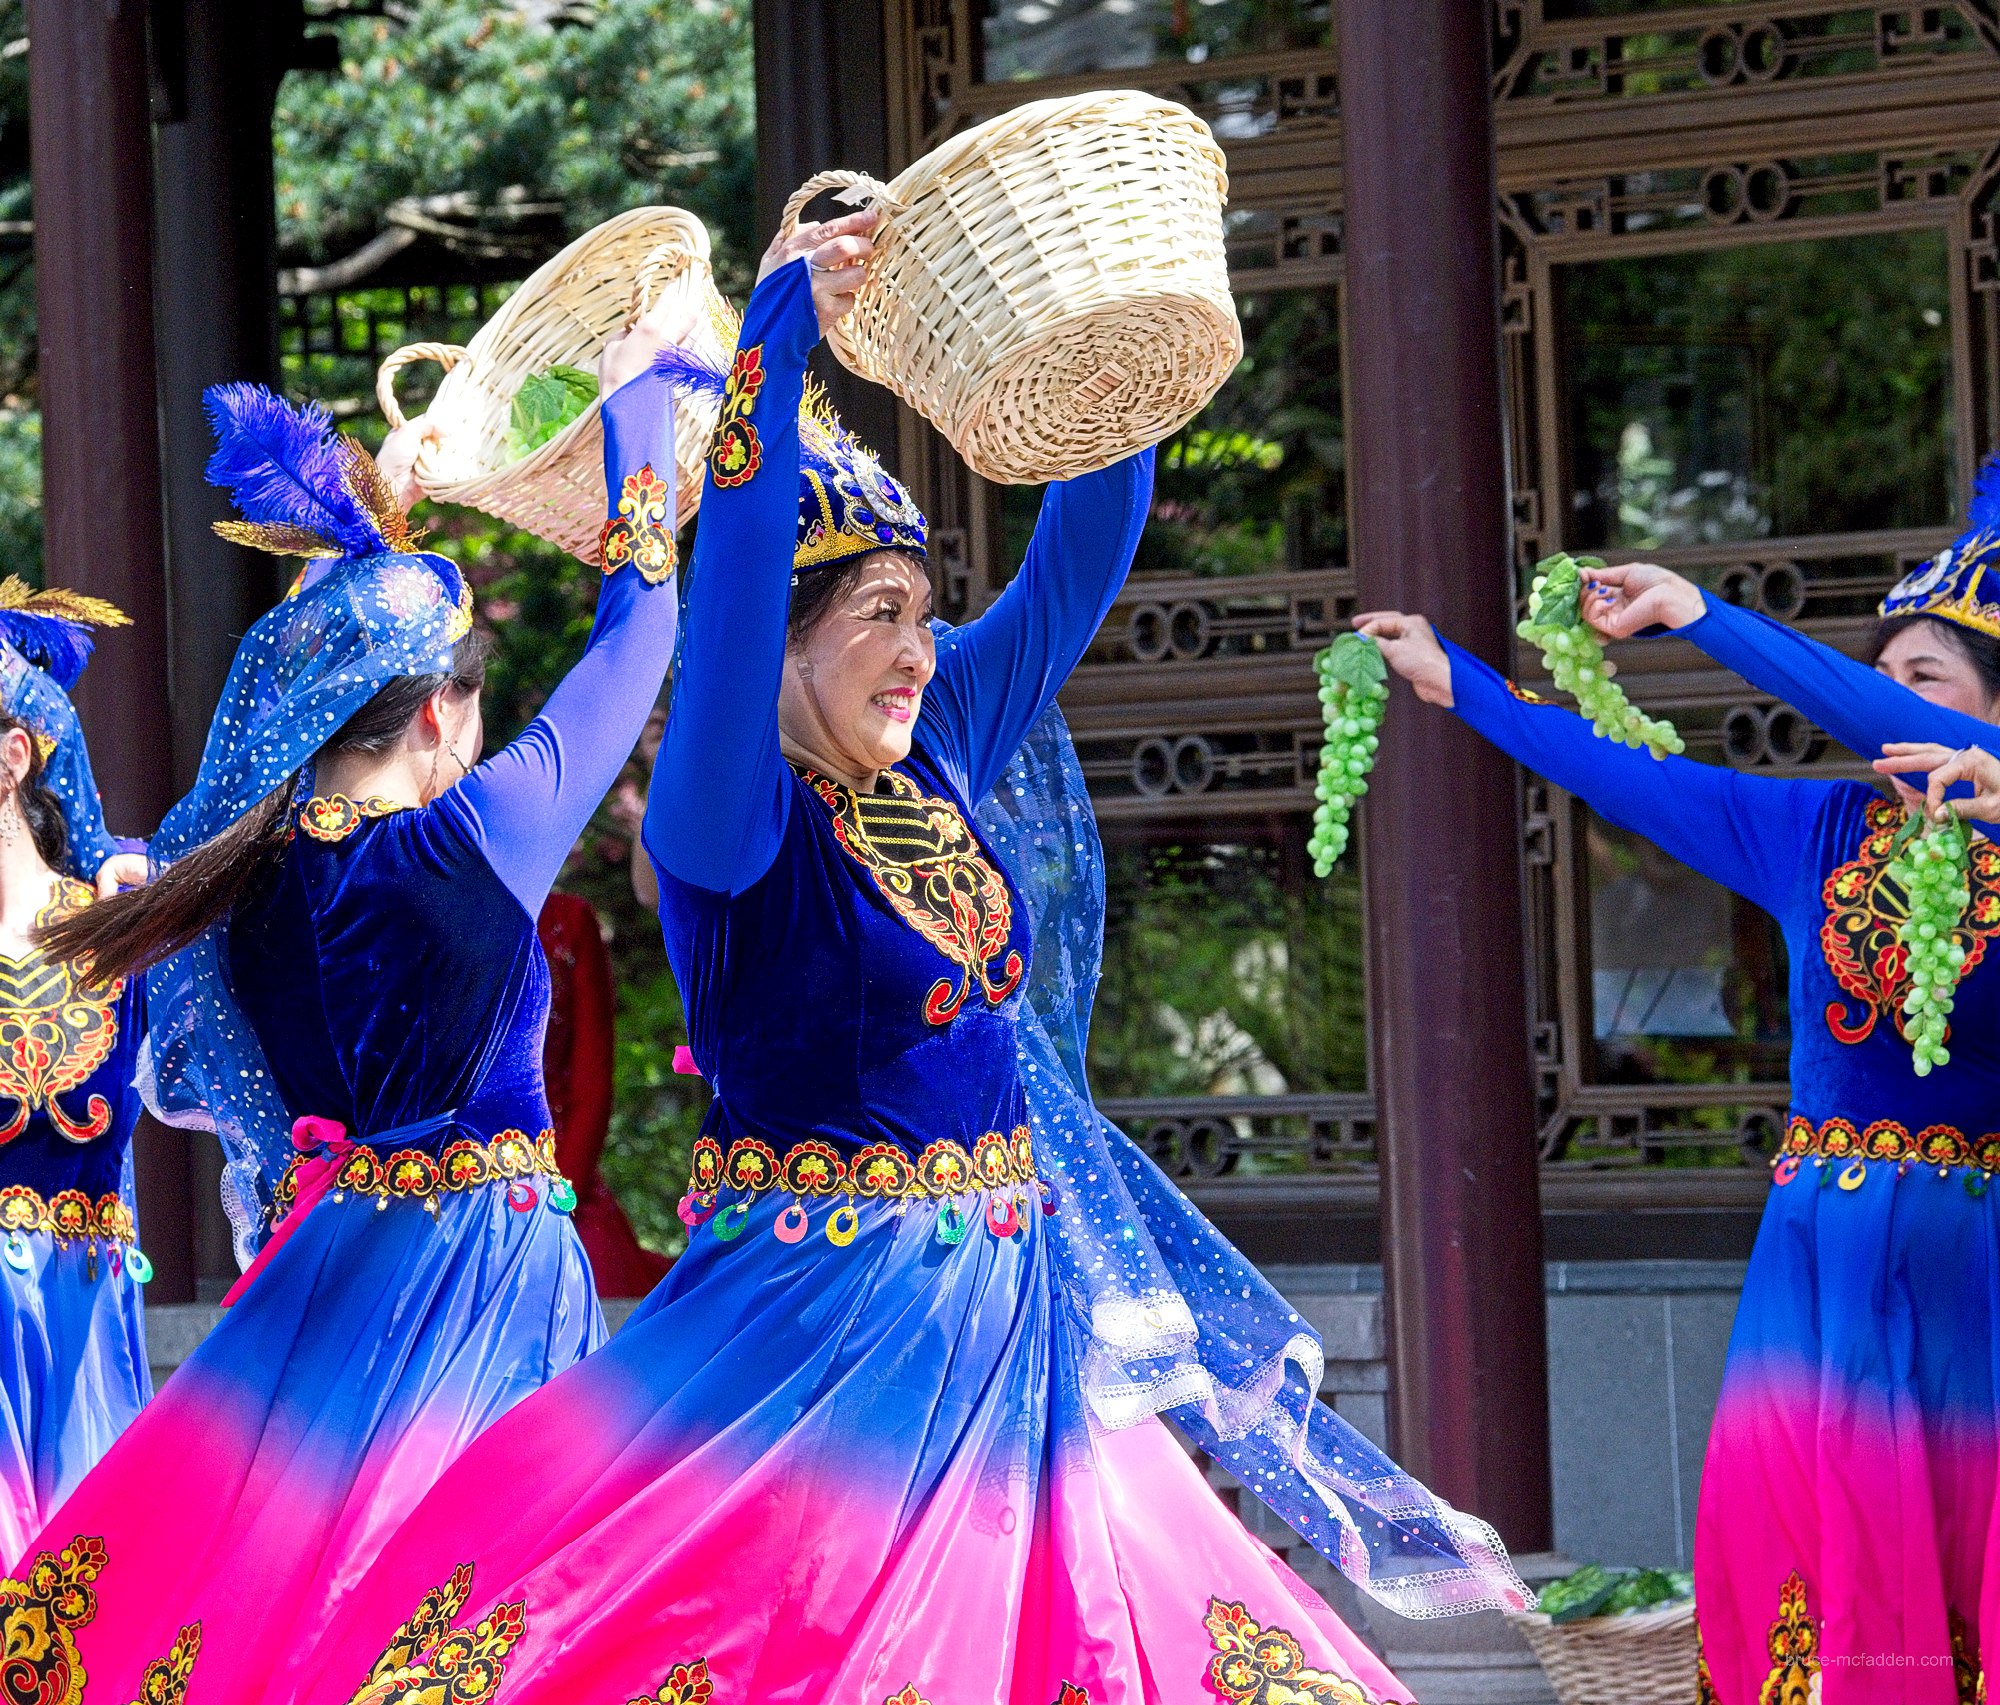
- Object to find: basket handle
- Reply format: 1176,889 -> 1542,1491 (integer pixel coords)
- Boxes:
376,342 -> 468,432
778,170 -> 906,244
627,241 -> 711,330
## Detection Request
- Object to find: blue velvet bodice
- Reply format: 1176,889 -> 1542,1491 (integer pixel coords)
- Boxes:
0,881 -> 143,1200
226,799 -> 551,1150
659,745 -> 1033,1158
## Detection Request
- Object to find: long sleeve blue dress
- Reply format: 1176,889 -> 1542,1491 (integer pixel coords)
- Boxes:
1445,609 -> 2000,1704
16,370 -> 679,1705
265,259 -> 1522,1705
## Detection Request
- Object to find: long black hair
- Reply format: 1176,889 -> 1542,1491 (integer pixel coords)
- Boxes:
0,712 -> 69,873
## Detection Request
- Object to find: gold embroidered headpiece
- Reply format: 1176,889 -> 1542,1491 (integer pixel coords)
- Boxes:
1882,457 -> 2000,640
794,379 -> 927,576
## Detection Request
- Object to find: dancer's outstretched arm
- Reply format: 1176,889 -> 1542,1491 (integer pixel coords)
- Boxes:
444,336 -> 683,913
923,449 -> 1154,803
1586,564 -> 1996,773
1360,611 -> 1832,919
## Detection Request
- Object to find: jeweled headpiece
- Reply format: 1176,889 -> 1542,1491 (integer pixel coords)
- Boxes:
1882,456 -> 2000,639
0,579 -> 130,878
793,380 -> 927,576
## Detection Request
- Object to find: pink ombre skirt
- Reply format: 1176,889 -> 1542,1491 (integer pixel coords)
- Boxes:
266,1189 -> 1412,1705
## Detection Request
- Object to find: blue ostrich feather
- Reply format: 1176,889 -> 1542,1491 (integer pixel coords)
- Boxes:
1971,452 -> 2000,536
202,382 -> 386,556
0,609 -> 92,690
650,345 -> 729,398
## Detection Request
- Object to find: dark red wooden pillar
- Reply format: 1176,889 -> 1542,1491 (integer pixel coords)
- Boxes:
1341,0 -> 1554,1549
28,0 -> 195,1301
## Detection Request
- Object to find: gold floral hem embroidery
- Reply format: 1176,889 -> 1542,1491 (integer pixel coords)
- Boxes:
270,1129 -> 564,1224
1762,1571 -> 1820,1703
0,1534 -> 106,1705
1778,1113 -> 2000,1174
345,1563 -> 527,1705
1950,1609 -> 1984,1704
686,1127 -> 1037,1202
297,794 -> 409,843
630,1660 -> 713,1705
130,1623 -> 203,1705
1204,1597 -> 1386,1704
0,1186 -> 136,1247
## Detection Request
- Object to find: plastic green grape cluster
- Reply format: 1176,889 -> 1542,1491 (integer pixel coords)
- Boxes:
1309,633 -> 1387,878
1518,553 -> 1685,760
1889,808 -> 1972,1075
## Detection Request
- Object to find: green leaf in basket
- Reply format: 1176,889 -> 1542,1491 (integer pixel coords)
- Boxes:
1536,1563 -> 1627,1624
1602,1569 -> 1679,1616
508,365 -> 600,460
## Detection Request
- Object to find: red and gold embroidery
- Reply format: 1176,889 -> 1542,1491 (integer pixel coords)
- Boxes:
600,464 -> 677,585
708,343 -> 767,488
0,1533 -> 107,1705
1203,1597 -> 1383,1704
1054,1687 -> 1092,1705
0,1187 -> 135,1247
1760,1572 -> 1819,1705
1821,796 -> 2000,1045
885,1689 -> 930,1705
130,1623 -> 203,1705
297,794 -> 407,844
686,1128 -> 1036,1205
345,1563 -> 527,1705
630,1659 -> 713,1705
1506,679 -> 1554,706
270,1129 -> 563,1225
1778,1113 -> 2000,1174
1695,1625 -> 1720,1705
804,766 -> 1024,1025
0,879 -> 121,1145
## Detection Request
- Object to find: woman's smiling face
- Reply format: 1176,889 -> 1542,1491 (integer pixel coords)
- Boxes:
779,551 -> 936,781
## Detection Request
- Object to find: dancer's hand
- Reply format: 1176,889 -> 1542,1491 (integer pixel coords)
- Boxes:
375,414 -> 443,512
93,853 -> 149,898
1355,611 -> 1454,708
600,289 -> 704,398
1876,741 -> 2000,824
1581,562 -> 1706,639
758,207 -> 879,335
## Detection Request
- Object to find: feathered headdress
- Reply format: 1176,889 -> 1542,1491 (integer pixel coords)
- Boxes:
649,347 -> 927,576
1882,454 -> 2000,639
203,382 -> 424,561
0,577 -> 129,691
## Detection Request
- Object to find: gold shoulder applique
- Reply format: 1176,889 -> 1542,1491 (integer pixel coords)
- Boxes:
297,794 -> 410,844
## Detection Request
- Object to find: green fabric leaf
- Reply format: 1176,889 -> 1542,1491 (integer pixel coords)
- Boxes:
1324,631 -> 1387,690
507,364 -> 599,460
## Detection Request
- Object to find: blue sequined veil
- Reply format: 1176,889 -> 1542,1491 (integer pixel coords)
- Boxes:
972,689 -> 1528,1620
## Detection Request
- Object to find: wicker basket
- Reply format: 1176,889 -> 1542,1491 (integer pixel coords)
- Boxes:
1508,1605 -> 1701,1705
783,89 -> 1242,485
375,206 -> 738,563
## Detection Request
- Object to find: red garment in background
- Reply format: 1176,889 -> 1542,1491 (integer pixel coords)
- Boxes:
538,890 -> 672,1298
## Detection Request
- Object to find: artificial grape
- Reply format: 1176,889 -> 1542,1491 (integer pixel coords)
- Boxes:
1520,553 -> 1687,760
1889,805 -> 1973,1075
1309,633 -> 1389,874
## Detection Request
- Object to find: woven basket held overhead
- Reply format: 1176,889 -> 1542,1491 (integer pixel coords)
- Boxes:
783,90 -> 1241,485
1507,1606 -> 1700,1705
375,206 -> 738,564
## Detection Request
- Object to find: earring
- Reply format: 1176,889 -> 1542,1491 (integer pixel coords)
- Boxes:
796,661 -> 815,681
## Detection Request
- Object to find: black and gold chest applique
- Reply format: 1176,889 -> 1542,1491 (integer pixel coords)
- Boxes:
297,794 -> 409,844
802,766 -> 1024,1025
1820,796 -> 2000,1045
0,878 -> 123,1144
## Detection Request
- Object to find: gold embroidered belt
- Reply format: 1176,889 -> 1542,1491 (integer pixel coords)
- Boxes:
1776,1115 -> 2000,1184
680,1128 -> 1050,1248
0,1185 -> 136,1246
271,1128 -> 571,1224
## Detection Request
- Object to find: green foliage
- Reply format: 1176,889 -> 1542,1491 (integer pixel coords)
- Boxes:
508,363 -> 599,458
1091,841 -> 1368,1119
275,0 -> 758,289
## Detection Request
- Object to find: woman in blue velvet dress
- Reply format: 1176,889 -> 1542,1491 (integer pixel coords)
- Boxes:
279,220 -> 1524,1705
16,305 -> 686,1705
1361,511 -> 2000,1704
0,585 -> 152,1563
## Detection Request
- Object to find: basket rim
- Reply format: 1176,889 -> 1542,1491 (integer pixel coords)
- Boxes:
891,87 -> 1228,201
